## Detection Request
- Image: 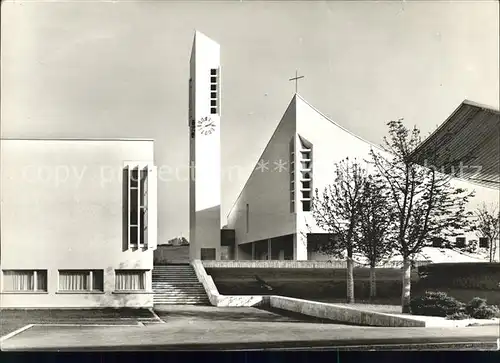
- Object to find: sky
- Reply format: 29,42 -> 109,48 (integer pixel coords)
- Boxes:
2,0 -> 499,243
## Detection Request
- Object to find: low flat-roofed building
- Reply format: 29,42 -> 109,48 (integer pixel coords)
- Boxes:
0,138 -> 158,308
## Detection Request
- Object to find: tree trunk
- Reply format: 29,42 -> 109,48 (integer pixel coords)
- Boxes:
346,256 -> 355,303
491,239 -> 498,262
369,265 -> 377,299
401,258 -> 411,313
489,239 -> 494,263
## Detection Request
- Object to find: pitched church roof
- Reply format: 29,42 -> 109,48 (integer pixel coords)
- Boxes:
410,100 -> 500,189
226,93 -> 379,218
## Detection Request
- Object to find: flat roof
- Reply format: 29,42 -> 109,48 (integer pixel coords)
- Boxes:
0,138 -> 155,142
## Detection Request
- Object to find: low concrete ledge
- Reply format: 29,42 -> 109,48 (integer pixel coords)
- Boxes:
269,296 -> 426,327
201,260 -> 359,269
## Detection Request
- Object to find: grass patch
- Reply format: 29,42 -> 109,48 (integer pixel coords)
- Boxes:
0,308 -> 151,337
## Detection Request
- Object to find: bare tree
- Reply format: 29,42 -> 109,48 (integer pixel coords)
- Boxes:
311,157 -> 367,303
356,175 -> 394,298
370,119 -> 474,312
473,203 -> 499,262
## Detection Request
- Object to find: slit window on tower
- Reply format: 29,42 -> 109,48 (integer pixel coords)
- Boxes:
188,78 -> 193,122
210,68 -> 219,115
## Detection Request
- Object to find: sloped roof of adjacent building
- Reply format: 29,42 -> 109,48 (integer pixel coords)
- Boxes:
409,100 -> 500,189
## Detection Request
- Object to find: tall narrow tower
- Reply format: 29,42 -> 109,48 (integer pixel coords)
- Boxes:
188,31 -> 221,260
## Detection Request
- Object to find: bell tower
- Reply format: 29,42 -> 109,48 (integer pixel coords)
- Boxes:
188,31 -> 221,260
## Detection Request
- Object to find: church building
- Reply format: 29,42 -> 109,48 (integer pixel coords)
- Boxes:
188,32 -> 499,262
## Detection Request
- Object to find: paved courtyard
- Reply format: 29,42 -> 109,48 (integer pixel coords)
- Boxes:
1,306 -> 498,350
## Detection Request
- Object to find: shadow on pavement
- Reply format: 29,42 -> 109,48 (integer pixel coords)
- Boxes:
153,305 -> 337,324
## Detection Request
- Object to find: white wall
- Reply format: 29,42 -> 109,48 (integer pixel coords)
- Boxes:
295,95 -> 380,258
226,97 -> 297,247
0,139 -> 156,308
447,178 -> 499,243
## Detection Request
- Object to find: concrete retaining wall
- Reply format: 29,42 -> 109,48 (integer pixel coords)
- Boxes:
191,260 -> 267,307
192,260 -> 427,327
269,296 -> 426,327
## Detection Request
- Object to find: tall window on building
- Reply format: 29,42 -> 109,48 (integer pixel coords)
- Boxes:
246,203 -> 250,233
298,135 -> 313,212
115,270 -> 146,291
189,78 -> 195,138
210,68 -> 219,115
2,270 -> 47,292
289,136 -> 295,213
125,164 -> 156,250
58,270 -> 104,292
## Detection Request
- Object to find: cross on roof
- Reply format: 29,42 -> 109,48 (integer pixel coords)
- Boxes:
289,70 -> 304,93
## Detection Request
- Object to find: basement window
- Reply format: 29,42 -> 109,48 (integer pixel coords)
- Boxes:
115,270 -> 146,291
58,270 -> 104,292
2,270 -> 48,292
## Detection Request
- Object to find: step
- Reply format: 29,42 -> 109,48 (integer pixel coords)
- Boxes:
152,280 -> 200,283
153,295 -> 208,301
153,289 -> 207,295
154,297 -> 208,300
153,287 -> 204,290
153,282 -> 201,285
154,294 -> 207,297
152,273 -> 197,276
154,290 -> 206,293
152,275 -> 199,278
152,272 -> 198,275
152,282 -> 204,285
153,302 -> 210,306
153,275 -> 198,280
152,279 -> 201,283
153,297 -> 210,304
154,300 -> 208,302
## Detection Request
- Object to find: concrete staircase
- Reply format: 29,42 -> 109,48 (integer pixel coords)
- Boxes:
152,264 -> 210,305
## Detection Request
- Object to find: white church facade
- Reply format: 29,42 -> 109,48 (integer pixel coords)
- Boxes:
222,95 -> 499,262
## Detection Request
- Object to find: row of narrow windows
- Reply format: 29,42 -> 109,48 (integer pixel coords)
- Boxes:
436,237 -> 491,248
210,68 -> 219,115
290,136 -> 313,212
1,270 -> 148,292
